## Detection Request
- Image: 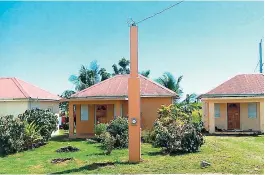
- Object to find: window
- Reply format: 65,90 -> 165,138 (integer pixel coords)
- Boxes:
248,103 -> 257,118
81,105 -> 89,121
214,104 -> 220,118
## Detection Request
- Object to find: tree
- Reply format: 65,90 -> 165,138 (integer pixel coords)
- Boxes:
140,70 -> 150,78
59,90 -> 76,113
112,57 -> 130,75
69,60 -> 110,91
155,72 -> 183,97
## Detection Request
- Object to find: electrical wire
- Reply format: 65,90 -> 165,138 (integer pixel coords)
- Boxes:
135,0 -> 185,25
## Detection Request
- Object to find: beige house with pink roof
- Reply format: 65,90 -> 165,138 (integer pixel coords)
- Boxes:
0,77 -> 61,117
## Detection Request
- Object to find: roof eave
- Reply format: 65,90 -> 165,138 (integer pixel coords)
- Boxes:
199,93 -> 264,99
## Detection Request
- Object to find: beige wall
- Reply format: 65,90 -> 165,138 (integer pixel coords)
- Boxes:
240,103 -> 260,130
202,97 -> 264,132
215,103 -> 227,129
29,101 -> 60,114
0,101 -> 29,117
141,97 -> 173,130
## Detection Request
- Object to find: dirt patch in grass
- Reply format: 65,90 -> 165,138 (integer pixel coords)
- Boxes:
51,158 -> 73,164
56,146 -> 80,153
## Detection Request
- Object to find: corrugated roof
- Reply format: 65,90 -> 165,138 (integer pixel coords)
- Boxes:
71,74 -> 177,98
200,74 -> 264,98
0,77 -> 61,100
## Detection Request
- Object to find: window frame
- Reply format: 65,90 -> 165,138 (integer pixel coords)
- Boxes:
214,103 -> 220,118
248,103 -> 257,118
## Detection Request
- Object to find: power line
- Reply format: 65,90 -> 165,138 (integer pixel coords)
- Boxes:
135,0 -> 185,25
254,60 -> 259,72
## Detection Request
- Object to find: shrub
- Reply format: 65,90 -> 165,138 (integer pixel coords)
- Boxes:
99,116 -> 128,154
0,115 -> 25,155
23,121 -> 43,149
141,130 -> 155,143
95,123 -> 108,136
18,109 -> 58,141
101,132 -> 116,155
152,104 -> 204,154
106,116 -> 128,148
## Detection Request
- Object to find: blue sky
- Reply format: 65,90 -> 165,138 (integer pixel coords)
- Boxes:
0,1 -> 263,97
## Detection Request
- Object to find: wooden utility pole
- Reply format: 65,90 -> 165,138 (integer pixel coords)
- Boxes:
259,39 -> 263,73
128,24 -> 141,163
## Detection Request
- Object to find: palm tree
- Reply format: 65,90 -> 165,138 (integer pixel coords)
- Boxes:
112,57 -> 130,75
156,72 -> 183,96
99,68 -> 111,81
69,61 -> 104,91
140,70 -> 150,78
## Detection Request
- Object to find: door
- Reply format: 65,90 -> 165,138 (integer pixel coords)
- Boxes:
227,103 -> 240,130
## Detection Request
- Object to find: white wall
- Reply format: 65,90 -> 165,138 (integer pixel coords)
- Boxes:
29,101 -> 60,114
0,101 -> 29,117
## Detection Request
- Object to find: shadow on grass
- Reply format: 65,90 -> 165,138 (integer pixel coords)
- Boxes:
146,150 -> 200,157
51,161 -> 137,174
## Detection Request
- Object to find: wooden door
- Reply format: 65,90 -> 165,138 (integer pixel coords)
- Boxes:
227,103 -> 240,130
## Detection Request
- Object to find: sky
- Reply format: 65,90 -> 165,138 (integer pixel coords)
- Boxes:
0,1 -> 264,98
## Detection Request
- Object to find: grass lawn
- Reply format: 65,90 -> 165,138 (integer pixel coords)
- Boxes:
0,131 -> 263,174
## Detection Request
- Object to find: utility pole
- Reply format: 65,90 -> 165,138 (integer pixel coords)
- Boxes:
259,39 -> 263,73
128,23 -> 141,163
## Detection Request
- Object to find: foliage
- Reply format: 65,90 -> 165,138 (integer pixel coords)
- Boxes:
141,129 -> 155,143
59,90 -> 76,112
18,109 -> 58,141
95,123 -> 108,136
69,60 -> 109,91
112,57 -> 130,75
155,72 -> 183,98
152,104 -> 204,154
23,121 -> 43,149
100,117 -> 128,153
100,132 -> 116,155
140,70 -> 151,78
106,116 -> 128,148
0,115 -> 25,155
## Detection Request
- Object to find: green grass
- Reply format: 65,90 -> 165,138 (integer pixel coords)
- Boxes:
0,131 -> 263,174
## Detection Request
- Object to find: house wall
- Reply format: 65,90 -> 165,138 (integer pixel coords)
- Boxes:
0,101 -> 29,117
141,97 -> 173,129
240,103 -> 260,130
71,97 -> 173,136
29,101 -> 60,114
202,97 -> 264,132
215,103 -> 227,129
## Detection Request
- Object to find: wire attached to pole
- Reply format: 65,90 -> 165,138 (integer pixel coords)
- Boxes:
135,0 -> 185,25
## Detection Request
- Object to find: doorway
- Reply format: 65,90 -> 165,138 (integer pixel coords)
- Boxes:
95,105 -> 108,124
227,103 -> 240,130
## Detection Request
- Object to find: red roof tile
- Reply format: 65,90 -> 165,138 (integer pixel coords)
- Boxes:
72,74 -> 177,98
0,77 -> 61,100
202,74 -> 264,97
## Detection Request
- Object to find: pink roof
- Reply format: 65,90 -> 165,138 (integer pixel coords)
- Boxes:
0,77 -> 61,100
201,74 -> 264,97
72,74 -> 177,98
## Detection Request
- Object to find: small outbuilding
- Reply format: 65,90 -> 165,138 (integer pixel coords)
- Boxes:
199,74 -> 264,133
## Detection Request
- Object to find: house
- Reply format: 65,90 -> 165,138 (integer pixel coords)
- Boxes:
199,74 -> 264,133
0,77 -> 61,117
66,74 -> 177,138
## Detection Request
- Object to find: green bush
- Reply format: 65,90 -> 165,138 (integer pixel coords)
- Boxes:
100,116 -> 128,154
152,104 -> 204,154
101,132 -> 116,155
0,115 -> 25,155
18,109 -> 58,141
141,130 -> 155,143
23,121 -> 43,149
106,116 -> 128,148
95,123 -> 108,136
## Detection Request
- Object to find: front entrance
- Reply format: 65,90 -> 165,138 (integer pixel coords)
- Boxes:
95,105 -> 108,124
227,103 -> 240,130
